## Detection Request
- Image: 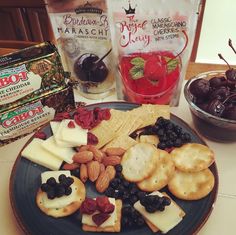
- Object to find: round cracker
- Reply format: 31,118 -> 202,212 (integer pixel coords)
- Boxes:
121,143 -> 159,182
137,149 -> 175,192
168,168 -> 215,200
171,143 -> 214,172
36,176 -> 85,218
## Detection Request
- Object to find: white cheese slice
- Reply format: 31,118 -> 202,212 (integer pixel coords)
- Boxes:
56,119 -> 88,147
41,170 -> 71,183
50,121 -> 75,148
42,183 -> 77,209
21,138 -> 63,170
41,136 -> 75,164
134,191 -> 184,234
82,198 -> 117,227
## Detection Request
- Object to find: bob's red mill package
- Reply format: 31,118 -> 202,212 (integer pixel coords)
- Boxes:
0,42 -> 75,146
107,0 -> 201,106
46,0 -> 115,99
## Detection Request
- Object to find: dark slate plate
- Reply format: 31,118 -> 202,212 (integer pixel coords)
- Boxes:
10,102 -> 219,235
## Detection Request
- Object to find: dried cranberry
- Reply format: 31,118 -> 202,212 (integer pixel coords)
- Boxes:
54,112 -> 71,121
92,213 -> 110,226
100,204 -> 115,214
34,131 -> 47,140
96,196 -> 110,211
67,120 -> 76,128
87,132 -> 98,145
80,198 -> 97,215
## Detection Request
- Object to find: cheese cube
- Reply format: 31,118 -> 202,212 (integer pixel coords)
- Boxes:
21,138 -> 63,170
41,136 -> 75,164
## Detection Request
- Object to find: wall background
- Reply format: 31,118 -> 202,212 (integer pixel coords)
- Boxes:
196,0 -> 236,65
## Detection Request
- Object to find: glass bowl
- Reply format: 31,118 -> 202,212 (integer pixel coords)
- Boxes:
184,70 -> 236,142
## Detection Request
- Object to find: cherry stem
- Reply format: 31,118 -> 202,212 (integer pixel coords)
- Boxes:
94,48 -> 112,65
218,53 -> 231,69
166,30 -> 188,65
229,39 -> 236,54
223,93 -> 236,104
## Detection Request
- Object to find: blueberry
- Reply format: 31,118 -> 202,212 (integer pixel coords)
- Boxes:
55,186 -> 65,197
123,180 -> 130,188
137,191 -> 146,199
71,168 -> 80,177
47,189 -> 56,199
158,142 -> 166,150
105,187 -> 115,197
130,195 -> 138,204
66,177 -> 74,186
121,216 -> 129,226
115,164 -> 123,172
65,186 -> 72,196
46,177 -> 57,186
163,196 -> 171,206
130,187 -> 139,195
41,183 -> 51,192
145,205 -> 156,213
122,206 -> 132,215
136,217 -> 145,226
110,178 -> 120,189
58,174 -> 67,183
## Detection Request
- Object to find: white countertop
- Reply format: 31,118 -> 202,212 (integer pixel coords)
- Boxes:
1,84 -> 236,235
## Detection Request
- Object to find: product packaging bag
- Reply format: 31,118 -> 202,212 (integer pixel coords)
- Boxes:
107,0 -> 201,105
46,0 -> 115,99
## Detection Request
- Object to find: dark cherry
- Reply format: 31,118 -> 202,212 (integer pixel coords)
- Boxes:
223,106 -> 236,120
209,86 -> 230,101
207,99 -> 225,117
74,53 -> 108,83
209,76 -> 226,87
226,68 -> 236,82
189,78 -> 210,98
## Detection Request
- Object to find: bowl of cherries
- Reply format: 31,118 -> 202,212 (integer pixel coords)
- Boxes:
184,39 -> 236,142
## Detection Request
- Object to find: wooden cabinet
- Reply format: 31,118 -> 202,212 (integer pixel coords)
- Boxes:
0,1 -> 54,42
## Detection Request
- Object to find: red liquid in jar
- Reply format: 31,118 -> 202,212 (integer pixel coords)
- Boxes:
119,51 -> 180,104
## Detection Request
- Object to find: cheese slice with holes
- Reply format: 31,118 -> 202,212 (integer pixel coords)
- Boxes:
21,138 -> 63,170
41,136 -> 75,164
40,170 -> 76,209
134,191 -> 184,234
50,121 -> 74,148
56,119 -> 88,147
82,198 -> 117,227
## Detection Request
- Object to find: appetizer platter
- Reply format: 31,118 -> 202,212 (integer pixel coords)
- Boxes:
10,102 -> 219,235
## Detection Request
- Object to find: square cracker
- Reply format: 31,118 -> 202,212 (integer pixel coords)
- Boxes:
82,200 -> 122,232
91,109 -> 125,149
129,104 -> 170,129
103,135 -> 137,151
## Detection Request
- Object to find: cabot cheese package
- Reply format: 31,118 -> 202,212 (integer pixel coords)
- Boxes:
0,85 -> 75,147
0,42 -> 67,113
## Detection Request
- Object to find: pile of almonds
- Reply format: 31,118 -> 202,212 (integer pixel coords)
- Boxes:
62,145 -> 125,193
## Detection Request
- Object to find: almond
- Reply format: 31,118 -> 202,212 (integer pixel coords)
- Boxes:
102,155 -> 121,166
79,145 -> 90,152
96,171 -> 110,193
87,161 -> 100,182
100,163 -> 106,173
73,151 -> 93,163
105,147 -> 126,156
105,165 -> 116,180
89,145 -> 104,162
80,164 -> 88,183
62,162 -> 80,170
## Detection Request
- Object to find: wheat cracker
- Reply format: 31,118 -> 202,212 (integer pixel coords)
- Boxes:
168,168 -> 215,200
171,143 -> 215,172
137,149 -> 175,192
36,176 -> 85,217
121,143 -> 159,182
